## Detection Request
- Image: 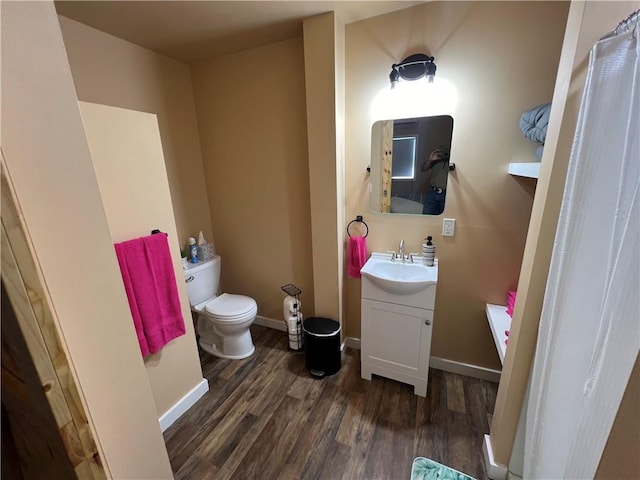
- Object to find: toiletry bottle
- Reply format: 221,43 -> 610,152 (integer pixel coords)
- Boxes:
188,237 -> 198,263
423,236 -> 435,266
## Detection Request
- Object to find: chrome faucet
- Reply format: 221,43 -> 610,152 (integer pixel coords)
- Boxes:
387,240 -> 409,262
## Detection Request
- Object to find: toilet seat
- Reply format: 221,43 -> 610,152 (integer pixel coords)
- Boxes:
205,293 -> 257,322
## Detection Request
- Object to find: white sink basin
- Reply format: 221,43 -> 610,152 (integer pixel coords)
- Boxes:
360,253 -> 437,295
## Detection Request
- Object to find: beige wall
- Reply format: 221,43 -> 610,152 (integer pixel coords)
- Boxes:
1,2 -> 173,477
344,1 -> 569,367
58,15 -> 212,247
36,2 -> 638,477
490,0 -> 640,470
14,3 -> 636,477
303,12 -> 344,322
190,38 -> 315,321
79,102 -> 204,418
57,1 -> 569,370
489,0 -> 590,465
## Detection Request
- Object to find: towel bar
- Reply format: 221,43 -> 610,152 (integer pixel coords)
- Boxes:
347,215 -> 369,238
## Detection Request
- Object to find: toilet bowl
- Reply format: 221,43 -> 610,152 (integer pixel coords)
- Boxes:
184,256 -> 257,359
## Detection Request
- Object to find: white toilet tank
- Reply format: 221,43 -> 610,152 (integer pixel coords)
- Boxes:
184,256 -> 221,307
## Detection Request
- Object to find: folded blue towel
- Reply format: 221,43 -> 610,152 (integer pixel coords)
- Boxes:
520,102 -> 552,144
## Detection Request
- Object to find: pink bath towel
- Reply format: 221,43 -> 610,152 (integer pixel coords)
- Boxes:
348,236 -> 368,278
506,290 -> 517,317
114,234 -> 186,357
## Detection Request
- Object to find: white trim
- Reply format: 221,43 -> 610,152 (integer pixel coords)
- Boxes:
328,335 -> 501,383
429,356 -> 501,383
342,336 -> 361,351
252,322 -> 500,384
485,303 -> 511,365
508,162 -> 540,178
158,378 -> 209,432
255,318 -> 360,350
254,315 -> 286,331
483,434 -> 508,480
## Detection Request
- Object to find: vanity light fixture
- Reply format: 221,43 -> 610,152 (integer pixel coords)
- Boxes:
389,53 -> 437,89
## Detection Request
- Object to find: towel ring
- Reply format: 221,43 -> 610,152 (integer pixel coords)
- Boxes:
347,215 -> 369,238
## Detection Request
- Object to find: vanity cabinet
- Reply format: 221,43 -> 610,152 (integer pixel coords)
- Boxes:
361,300 -> 433,396
360,269 -> 437,397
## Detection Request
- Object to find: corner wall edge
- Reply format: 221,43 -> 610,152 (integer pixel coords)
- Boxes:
483,434 -> 509,480
159,378 -> 209,432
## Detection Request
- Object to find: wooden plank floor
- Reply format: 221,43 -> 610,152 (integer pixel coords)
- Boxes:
163,325 -> 498,480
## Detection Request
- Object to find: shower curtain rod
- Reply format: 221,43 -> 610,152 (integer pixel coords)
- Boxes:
602,9 -> 639,40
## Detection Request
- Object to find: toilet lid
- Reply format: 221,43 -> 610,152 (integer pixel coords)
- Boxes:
205,293 -> 256,318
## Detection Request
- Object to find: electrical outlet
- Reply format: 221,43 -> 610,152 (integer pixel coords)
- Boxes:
442,218 -> 456,237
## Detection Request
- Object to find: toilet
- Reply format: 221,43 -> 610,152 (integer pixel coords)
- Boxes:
183,256 -> 257,359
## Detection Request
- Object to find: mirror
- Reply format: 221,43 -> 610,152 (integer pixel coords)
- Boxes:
369,116 -> 453,215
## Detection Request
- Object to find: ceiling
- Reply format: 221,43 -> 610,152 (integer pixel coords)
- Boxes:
55,1 -> 423,63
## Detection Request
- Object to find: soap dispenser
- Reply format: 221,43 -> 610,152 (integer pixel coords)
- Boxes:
188,237 -> 198,263
423,236 -> 435,266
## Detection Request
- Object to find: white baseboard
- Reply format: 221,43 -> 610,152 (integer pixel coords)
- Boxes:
430,357 -> 501,383
483,434 -> 508,480
255,317 -> 360,362
342,336 -> 361,351
159,378 -> 209,432
328,335 -> 501,383
254,315 -> 287,331
254,322 -> 499,382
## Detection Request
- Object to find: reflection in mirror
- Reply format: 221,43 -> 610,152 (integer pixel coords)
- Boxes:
369,116 -> 453,215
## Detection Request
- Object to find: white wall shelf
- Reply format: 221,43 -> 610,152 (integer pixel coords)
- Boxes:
486,303 -> 512,365
508,162 -> 541,179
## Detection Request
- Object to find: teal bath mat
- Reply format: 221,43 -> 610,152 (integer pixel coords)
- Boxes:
411,457 -> 475,480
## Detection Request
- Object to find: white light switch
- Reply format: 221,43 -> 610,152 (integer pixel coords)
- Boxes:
442,218 -> 456,237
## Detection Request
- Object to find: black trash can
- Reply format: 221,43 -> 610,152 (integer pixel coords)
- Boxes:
302,317 -> 341,378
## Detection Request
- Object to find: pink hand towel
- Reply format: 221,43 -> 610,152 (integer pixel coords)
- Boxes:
506,290 -> 517,317
114,234 -> 186,357
348,236 -> 368,278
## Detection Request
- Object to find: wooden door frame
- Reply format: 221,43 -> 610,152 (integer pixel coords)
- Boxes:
1,155 -> 107,479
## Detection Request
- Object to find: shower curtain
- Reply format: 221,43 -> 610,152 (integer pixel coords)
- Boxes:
524,11 -> 639,479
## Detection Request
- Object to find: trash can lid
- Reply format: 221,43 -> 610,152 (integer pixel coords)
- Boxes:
303,317 -> 341,336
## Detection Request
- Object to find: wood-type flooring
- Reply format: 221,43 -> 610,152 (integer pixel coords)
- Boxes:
163,325 -> 498,480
